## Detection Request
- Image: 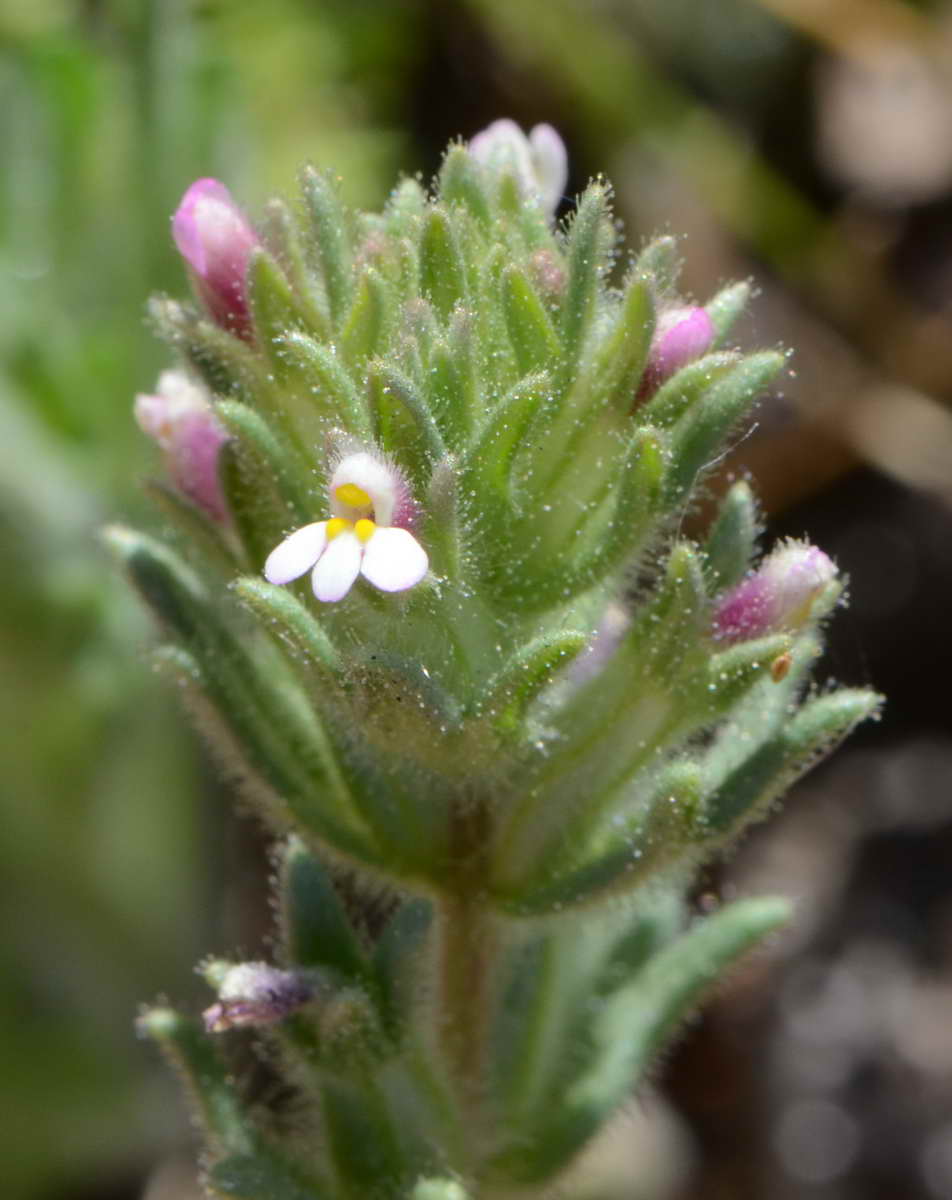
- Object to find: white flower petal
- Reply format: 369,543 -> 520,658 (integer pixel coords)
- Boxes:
264,522 -> 327,585
529,124 -> 568,217
312,531 -> 362,602
359,526 -> 429,593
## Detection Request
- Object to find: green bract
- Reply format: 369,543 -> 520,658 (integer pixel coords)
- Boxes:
116,130 -> 881,1200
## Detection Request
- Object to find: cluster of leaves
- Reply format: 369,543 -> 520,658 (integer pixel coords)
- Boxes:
115,140 -> 879,1198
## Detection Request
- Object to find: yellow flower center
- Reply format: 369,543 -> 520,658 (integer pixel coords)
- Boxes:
326,517 -> 351,540
335,482 -> 372,509
354,518 -> 376,544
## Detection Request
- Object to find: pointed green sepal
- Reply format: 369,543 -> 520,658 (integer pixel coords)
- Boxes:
702,688 -> 883,838
279,835 -> 369,981
368,361 -> 446,477
706,280 -> 752,347
490,896 -> 790,1184
137,1007 -> 254,1157
663,351 -> 785,505
585,270 -> 655,409
420,208 -> 467,321
560,183 -> 610,372
207,1154 -> 328,1200
704,479 -> 760,591
232,577 -> 339,675
300,165 -> 353,325
463,371 -> 549,505
429,312 -> 476,451
278,330 -> 372,442
637,351 -> 741,430
476,630 -> 588,734
261,195 -> 332,339
439,142 -> 492,227
501,265 -> 562,374
247,247 -> 317,355
148,297 -> 260,399
341,268 -> 389,365
633,234 -> 681,294
144,478 -> 238,578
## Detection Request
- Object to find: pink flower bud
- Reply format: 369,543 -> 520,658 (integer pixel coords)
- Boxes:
639,305 -> 715,398
135,370 -> 229,522
172,179 -> 259,339
203,962 -> 313,1033
713,541 -> 838,642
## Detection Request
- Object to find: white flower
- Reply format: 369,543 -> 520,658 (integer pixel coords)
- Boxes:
469,118 -> 568,219
264,451 -> 429,603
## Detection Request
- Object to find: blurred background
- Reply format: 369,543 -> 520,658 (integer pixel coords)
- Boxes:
3,0 -> 952,1197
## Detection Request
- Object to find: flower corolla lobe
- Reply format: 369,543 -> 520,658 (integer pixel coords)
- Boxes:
264,451 -> 428,603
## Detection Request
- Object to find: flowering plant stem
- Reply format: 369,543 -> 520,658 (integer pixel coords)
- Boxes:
117,121 -> 881,1199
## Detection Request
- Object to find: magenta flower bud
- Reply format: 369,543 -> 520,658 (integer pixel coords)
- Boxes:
172,178 -> 259,339
713,540 -> 838,642
203,962 -> 313,1033
639,305 -> 715,398
135,370 -> 229,522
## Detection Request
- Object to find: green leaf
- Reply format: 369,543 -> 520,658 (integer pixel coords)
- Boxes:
232,577 -> 339,675
560,183 -> 609,373
144,478 -> 238,578
208,1153 -> 327,1200
633,234 -> 680,294
300,164 -> 353,326
439,142 -> 492,227
585,270 -> 655,409
637,350 -> 741,429
706,280 -> 752,347
148,297 -> 260,399
137,1008 -> 254,1157
429,315 -> 476,452
703,688 -> 882,838
369,362 -> 446,472
373,898 -> 432,1042
279,835 -> 369,981
704,479 -> 760,591
278,330 -> 373,442
501,265 -> 562,374
475,630 -> 588,734
109,529 -> 381,867
462,371 -> 550,502
491,897 -> 791,1184
498,763 -> 703,915
420,208 -> 466,321
663,351 -> 785,505
321,1078 -> 410,1196
261,195 -> 331,339
247,247 -> 317,356
341,268 -> 389,365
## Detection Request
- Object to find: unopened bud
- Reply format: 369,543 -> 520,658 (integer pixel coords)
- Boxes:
639,305 -> 715,398
134,370 -> 229,522
172,178 -> 259,339
202,962 -> 313,1033
713,540 -> 838,642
